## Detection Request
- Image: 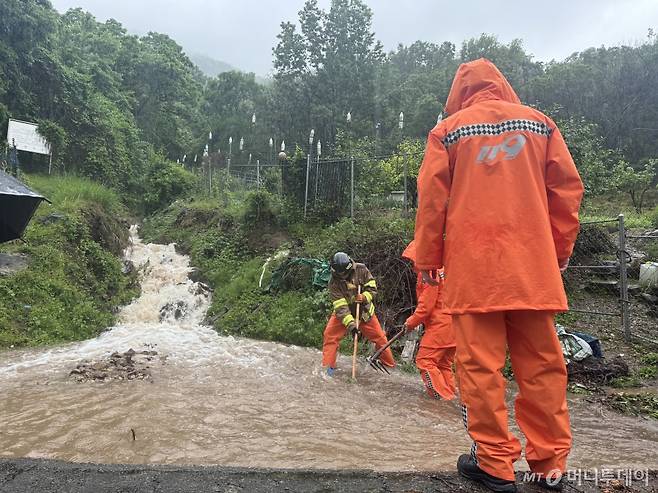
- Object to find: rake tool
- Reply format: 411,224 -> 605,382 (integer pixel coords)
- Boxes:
366,326 -> 406,374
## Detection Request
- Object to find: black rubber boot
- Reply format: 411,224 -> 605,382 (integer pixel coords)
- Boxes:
457,454 -> 517,493
534,475 -> 564,491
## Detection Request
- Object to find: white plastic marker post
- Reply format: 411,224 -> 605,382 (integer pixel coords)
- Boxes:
352,285 -> 361,381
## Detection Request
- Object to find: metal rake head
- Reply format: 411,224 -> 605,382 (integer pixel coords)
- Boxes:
367,357 -> 390,374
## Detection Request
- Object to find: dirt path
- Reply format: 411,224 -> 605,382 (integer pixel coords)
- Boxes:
0,459 -> 656,493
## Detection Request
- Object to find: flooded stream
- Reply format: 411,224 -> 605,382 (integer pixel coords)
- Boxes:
1,228 -> 656,471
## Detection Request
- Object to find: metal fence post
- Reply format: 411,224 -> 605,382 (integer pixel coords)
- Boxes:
618,214 -> 631,341
314,156 -> 320,206
304,153 -> 311,219
350,157 -> 355,219
403,153 -> 408,216
256,159 -> 260,189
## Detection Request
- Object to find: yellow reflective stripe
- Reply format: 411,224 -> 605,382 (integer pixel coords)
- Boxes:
364,279 -> 377,289
368,303 -> 375,316
363,291 -> 373,303
332,298 -> 348,310
342,314 -> 355,327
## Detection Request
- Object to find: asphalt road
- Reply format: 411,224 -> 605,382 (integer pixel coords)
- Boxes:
1,459 -> 657,493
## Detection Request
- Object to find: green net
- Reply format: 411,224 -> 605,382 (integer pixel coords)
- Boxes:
267,257 -> 331,292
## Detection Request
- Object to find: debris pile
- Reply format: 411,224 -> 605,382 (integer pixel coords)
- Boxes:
567,356 -> 629,386
69,348 -> 159,383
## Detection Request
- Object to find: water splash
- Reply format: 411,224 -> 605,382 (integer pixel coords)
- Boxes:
0,227 -> 292,376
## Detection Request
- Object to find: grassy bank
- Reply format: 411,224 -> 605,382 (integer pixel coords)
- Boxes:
0,175 -> 138,348
580,192 -> 658,228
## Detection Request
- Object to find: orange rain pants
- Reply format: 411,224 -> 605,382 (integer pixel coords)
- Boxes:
454,310 -> 571,482
416,324 -> 456,400
401,244 -> 456,400
322,314 -> 395,369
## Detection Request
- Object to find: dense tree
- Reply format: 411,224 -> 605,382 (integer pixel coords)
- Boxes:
204,71 -> 267,162
0,0 -> 198,204
125,32 -> 204,159
376,41 -> 457,141
271,0 -> 384,148
0,0 -> 58,119
460,35 -> 543,101
527,32 -> 658,162
1,0 -> 656,210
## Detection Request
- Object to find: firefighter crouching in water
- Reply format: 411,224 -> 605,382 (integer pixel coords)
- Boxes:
401,241 -> 456,400
322,252 -> 396,376
415,58 -> 583,492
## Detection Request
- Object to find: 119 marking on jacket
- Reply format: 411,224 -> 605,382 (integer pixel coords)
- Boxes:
476,134 -> 527,163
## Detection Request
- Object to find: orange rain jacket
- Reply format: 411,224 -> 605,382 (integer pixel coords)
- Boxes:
405,271 -> 452,340
415,58 -> 584,314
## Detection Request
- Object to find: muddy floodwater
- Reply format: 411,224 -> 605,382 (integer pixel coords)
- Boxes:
1,228 -> 657,471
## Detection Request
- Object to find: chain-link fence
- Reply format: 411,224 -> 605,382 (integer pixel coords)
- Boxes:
301,157 -> 353,218
194,152 -> 422,220
626,228 -> 658,343
564,216 -> 658,345
564,218 -> 626,339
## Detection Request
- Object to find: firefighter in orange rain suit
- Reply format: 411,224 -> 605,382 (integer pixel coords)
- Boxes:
415,58 -> 584,491
401,241 -> 456,400
322,252 -> 395,373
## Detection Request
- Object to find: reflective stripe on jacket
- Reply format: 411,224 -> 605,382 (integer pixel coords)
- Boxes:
329,263 -> 377,327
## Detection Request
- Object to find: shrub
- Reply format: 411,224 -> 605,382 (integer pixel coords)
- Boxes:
141,159 -> 197,213
650,204 -> 658,228
242,190 -> 278,228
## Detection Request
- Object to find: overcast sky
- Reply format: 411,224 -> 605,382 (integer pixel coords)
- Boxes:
49,0 -> 657,75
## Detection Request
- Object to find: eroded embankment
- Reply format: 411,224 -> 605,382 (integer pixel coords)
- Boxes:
0,176 -> 138,348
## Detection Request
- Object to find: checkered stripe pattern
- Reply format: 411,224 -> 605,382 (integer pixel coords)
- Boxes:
461,403 -> 479,465
470,442 -> 479,463
441,119 -> 553,148
422,370 -> 442,400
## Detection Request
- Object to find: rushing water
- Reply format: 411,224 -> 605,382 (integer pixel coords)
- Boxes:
0,227 -> 656,471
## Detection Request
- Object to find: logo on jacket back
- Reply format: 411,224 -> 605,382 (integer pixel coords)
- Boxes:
476,134 -> 527,163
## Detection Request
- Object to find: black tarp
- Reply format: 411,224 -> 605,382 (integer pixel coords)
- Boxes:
0,170 -> 48,243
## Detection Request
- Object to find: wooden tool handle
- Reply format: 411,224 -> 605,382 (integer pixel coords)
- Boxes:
352,286 -> 361,380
